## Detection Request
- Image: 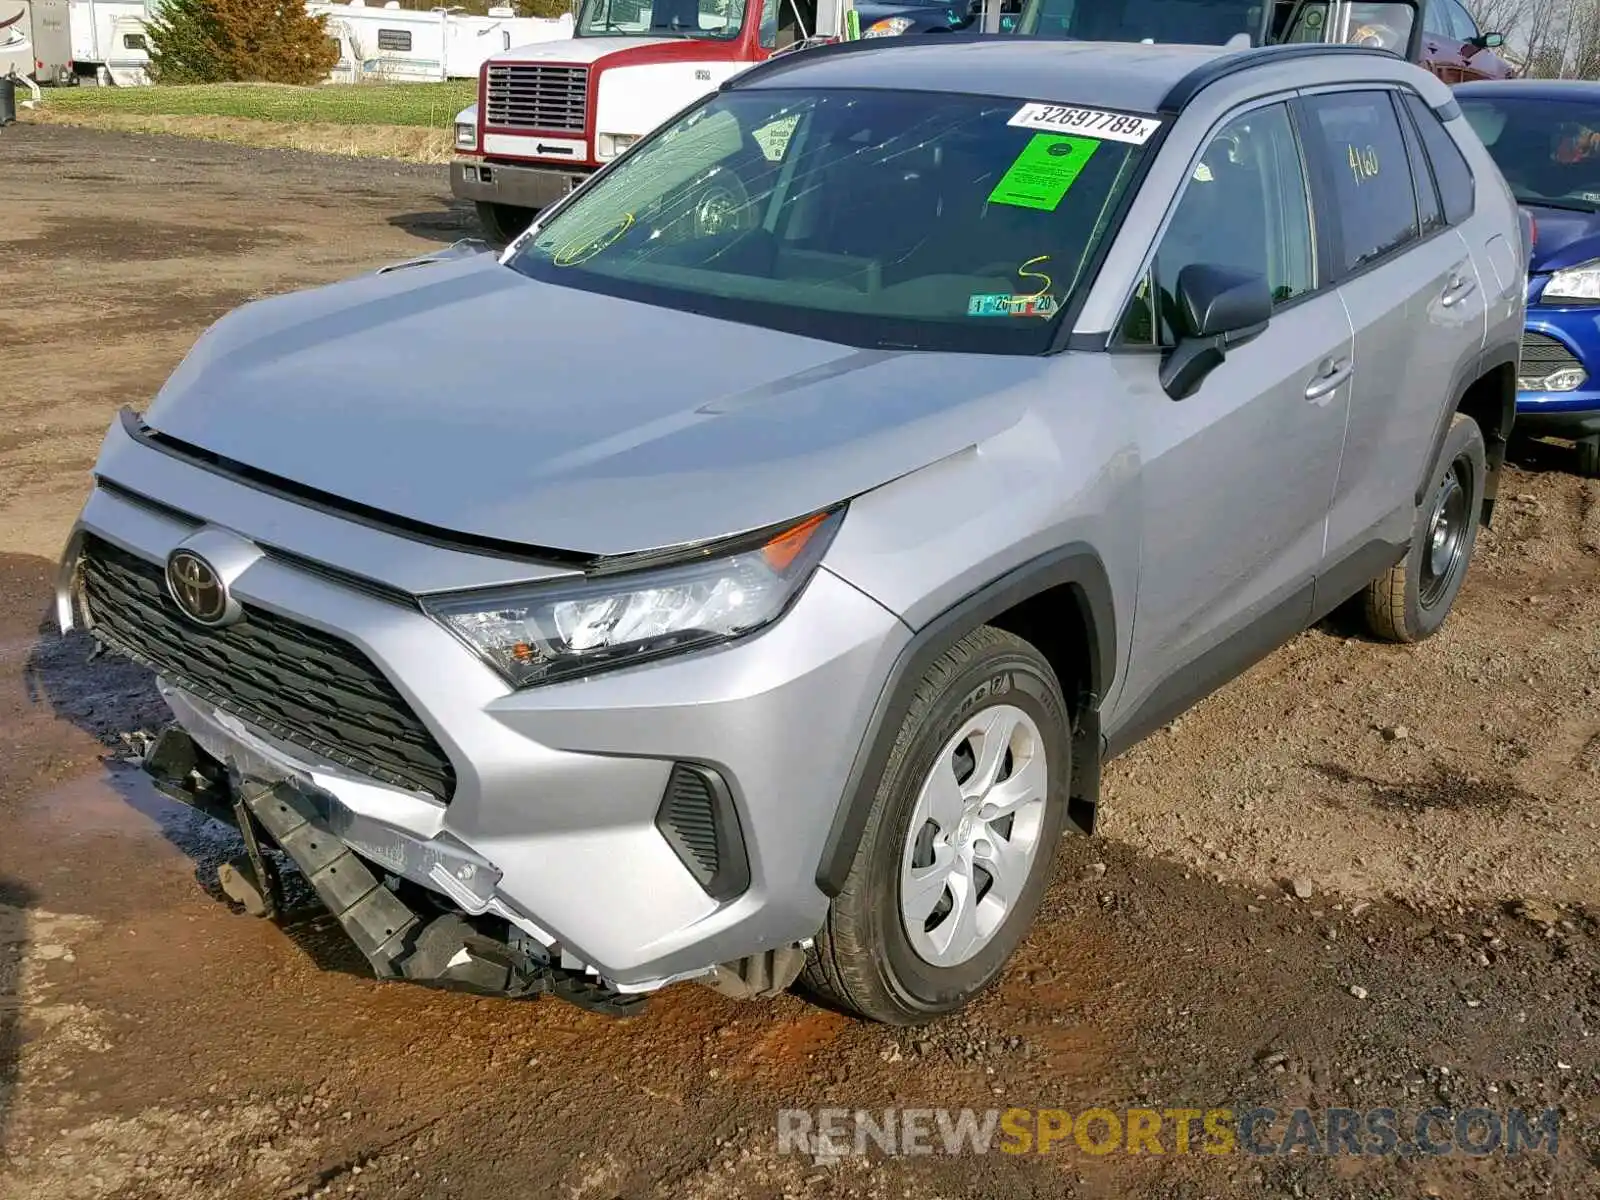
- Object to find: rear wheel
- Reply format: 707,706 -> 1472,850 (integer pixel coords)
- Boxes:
1576,434 -> 1600,479
474,201 -> 537,246
1360,412 -> 1485,643
802,626 -> 1070,1024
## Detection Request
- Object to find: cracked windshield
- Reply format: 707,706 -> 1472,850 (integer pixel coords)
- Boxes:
507,89 -> 1150,350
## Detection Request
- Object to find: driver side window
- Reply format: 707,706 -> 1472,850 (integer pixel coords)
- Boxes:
1122,102 -> 1317,347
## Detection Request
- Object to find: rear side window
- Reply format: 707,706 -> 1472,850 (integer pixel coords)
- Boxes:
1395,96 -> 1446,234
1300,90 -> 1418,275
1402,91 -> 1475,225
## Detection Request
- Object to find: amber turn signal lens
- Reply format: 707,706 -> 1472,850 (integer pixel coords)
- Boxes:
762,512 -> 831,572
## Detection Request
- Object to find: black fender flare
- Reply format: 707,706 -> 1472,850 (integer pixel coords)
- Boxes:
814,543 -> 1116,896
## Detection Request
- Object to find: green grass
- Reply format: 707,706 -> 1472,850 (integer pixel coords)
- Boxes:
44,81 -> 477,128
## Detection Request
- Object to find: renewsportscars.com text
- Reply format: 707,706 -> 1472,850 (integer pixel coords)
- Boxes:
776,1106 -> 1560,1158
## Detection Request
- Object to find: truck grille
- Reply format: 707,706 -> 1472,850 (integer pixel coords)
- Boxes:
485,63 -> 588,133
76,535 -> 456,802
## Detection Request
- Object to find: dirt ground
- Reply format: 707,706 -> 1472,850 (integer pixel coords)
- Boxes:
1,124 -> 1596,1200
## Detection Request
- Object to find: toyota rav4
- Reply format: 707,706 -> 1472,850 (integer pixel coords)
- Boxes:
60,36 -> 1525,1024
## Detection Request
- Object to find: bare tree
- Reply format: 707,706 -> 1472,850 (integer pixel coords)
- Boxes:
1464,0 -> 1525,39
1571,0 -> 1600,79
1520,0 -> 1571,77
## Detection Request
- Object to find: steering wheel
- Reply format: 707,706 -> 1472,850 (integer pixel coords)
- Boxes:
1347,22 -> 1400,50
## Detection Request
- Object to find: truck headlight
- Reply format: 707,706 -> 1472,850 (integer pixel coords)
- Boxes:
422,510 -> 842,688
1542,259 -> 1600,304
597,132 -> 640,160
863,16 -> 915,35
455,122 -> 477,149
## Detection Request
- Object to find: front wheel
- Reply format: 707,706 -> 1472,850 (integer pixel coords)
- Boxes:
474,201 -> 537,246
802,626 -> 1070,1024
1360,412 -> 1486,643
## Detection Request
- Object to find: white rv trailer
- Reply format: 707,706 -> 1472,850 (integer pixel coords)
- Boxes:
42,0 -> 571,86
313,2 -> 574,84
1,5 -> 33,78
59,0 -> 150,84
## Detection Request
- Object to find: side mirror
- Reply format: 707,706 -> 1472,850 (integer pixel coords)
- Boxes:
1159,263 -> 1273,401
1474,31 -> 1505,49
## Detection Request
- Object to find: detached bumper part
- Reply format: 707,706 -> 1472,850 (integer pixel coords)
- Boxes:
141,729 -> 648,1015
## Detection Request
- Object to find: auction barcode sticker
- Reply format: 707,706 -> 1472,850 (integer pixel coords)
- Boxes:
1007,103 -> 1163,145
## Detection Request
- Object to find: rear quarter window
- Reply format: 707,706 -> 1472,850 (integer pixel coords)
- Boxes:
1402,91 -> 1475,225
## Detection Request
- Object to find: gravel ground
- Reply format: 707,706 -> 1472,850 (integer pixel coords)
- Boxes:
0,124 -> 1596,1199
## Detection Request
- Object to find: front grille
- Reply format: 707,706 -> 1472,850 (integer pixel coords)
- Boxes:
1521,330 -> 1582,372
76,535 -> 456,802
485,63 -> 588,133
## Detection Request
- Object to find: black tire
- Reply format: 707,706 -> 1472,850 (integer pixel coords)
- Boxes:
474,201 -> 537,246
1576,434 -> 1600,479
802,626 -> 1071,1024
1360,412 -> 1486,643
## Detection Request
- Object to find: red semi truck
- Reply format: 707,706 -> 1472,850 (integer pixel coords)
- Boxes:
449,0 -> 854,243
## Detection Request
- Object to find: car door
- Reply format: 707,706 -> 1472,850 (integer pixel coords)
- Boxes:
1104,99 -> 1355,737
1298,87 -> 1487,575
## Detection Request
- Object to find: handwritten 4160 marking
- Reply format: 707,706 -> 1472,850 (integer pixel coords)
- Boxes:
1348,142 -> 1381,185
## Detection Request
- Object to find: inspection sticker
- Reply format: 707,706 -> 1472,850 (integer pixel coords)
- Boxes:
1007,102 -> 1163,145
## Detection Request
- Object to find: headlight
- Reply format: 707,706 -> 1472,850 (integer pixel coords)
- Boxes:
455,122 -> 476,150
422,509 -> 842,688
1542,259 -> 1600,303
863,16 -> 915,36
597,132 -> 640,160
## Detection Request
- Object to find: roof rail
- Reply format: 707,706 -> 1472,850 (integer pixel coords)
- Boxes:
1159,42 -> 1404,113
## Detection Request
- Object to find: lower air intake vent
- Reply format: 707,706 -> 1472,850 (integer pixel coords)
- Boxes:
655,763 -> 749,902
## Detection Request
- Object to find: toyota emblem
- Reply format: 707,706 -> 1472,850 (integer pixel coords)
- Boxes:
165,550 -> 231,626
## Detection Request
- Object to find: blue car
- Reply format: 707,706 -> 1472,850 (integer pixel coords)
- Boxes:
1457,80 -> 1600,476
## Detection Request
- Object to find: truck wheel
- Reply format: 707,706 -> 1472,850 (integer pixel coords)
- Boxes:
475,202 -> 536,246
1575,434 -> 1600,479
802,626 -> 1070,1024
1360,412 -> 1486,644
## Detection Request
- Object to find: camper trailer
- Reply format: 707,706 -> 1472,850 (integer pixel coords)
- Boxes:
313,1 -> 574,84
2,0 -> 70,82
61,0 -> 151,84
33,0 -> 571,87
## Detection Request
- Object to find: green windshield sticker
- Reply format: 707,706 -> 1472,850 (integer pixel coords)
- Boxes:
988,134 -> 1100,211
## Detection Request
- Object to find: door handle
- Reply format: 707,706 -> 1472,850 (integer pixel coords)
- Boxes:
1441,272 -> 1477,307
1304,356 -> 1353,402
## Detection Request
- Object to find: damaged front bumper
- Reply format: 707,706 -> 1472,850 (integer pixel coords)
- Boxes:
141,715 -> 666,1014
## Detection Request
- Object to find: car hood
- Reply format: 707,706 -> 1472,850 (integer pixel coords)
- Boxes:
142,254 -> 1042,557
1526,203 -> 1600,274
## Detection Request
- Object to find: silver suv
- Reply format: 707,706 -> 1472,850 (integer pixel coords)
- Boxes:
60,37 -> 1526,1024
